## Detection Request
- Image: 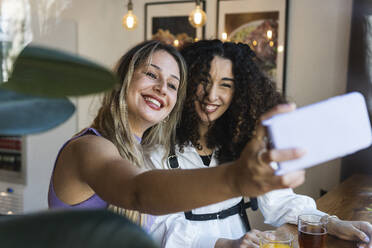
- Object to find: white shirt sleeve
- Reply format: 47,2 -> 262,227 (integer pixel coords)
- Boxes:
258,188 -> 327,227
150,213 -> 220,248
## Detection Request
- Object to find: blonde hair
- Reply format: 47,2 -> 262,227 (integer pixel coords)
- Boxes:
91,41 -> 187,226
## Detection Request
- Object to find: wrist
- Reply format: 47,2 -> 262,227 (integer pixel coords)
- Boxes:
321,214 -> 339,234
225,161 -> 242,197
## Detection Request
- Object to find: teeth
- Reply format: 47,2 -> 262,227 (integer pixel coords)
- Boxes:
144,96 -> 161,107
206,105 -> 218,111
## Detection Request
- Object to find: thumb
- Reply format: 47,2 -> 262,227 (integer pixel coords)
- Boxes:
352,226 -> 370,243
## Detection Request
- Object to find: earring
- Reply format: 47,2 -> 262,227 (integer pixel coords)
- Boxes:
162,115 -> 170,123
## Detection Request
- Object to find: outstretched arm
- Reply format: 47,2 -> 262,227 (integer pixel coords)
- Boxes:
54,103 -> 305,215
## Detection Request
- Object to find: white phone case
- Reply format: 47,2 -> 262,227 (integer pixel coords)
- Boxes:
263,92 -> 372,175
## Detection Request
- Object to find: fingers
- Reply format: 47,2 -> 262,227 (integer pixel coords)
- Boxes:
357,243 -> 370,248
252,103 -> 297,152
357,221 -> 372,245
266,170 -> 305,190
260,103 -> 296,121
281,170 -> 305,188
260,148 -> 306,164
245,229 -> 261,244
240,230 -> 261,248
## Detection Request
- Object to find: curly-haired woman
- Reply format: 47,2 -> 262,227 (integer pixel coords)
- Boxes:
148,40 -> 372,248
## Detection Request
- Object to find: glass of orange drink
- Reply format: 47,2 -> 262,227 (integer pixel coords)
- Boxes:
259,230 -> 293,248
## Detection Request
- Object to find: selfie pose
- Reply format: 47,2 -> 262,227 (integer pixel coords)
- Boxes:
148,40 -> 372,248
48,40 -> 306,233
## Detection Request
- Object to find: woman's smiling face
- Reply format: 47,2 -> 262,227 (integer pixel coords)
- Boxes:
195,56 -> 235,124
126,50 -> 180,135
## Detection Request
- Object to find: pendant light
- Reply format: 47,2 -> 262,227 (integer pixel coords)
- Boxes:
122,0 -> 138,30
188,0 -> 206,28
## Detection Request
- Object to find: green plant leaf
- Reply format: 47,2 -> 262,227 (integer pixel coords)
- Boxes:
1,45 -> 118,98
0,88 -> 75,135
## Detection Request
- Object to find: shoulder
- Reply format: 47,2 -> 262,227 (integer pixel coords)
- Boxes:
64,134 -> 122,166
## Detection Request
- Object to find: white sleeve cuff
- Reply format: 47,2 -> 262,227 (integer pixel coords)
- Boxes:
258,188 -> 327,227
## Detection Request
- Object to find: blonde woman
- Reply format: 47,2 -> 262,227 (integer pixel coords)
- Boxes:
48,40 -> 305,233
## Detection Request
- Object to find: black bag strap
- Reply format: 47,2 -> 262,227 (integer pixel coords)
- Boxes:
167,145 -> 179,169
185,198 -> 252,231
167,150 -> 258,231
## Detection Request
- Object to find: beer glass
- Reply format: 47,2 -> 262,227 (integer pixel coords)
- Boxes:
259,230 -> 293,248
298,214 -> 328,248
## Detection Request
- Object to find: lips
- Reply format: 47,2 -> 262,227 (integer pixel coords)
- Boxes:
143,95 -> 164,110
204,104 -> 219,113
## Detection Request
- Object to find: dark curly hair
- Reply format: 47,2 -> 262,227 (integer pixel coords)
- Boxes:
177,39 -> 285,163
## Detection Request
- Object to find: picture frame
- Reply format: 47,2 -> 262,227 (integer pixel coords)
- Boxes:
144,1 -> 206,47
217,0 -> 289,93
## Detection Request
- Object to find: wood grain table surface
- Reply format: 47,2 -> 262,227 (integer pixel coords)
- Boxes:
279,174 -> 372,248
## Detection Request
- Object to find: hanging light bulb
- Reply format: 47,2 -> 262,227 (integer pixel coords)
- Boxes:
188,0 -> 206,28
221,32 -> 228,41
122,0 -> 137,30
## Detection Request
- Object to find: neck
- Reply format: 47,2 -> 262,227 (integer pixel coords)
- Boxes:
128,114 -> 149,139
197,122 -> 213,155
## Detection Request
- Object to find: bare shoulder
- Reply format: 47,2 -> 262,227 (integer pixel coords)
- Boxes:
67,134 -> 120,159
52,134 -> 124,204
59,134 -> 124,180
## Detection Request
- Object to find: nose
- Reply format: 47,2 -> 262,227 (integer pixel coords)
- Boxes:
206,83 -> 218,102
154,79 -> 167,95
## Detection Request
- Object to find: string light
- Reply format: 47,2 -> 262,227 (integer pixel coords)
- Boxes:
221,32 -> 228,41
278,45 -> 284,52
122,0 -> 138,30
267,30 -> 273,39
188,0 -> 206,28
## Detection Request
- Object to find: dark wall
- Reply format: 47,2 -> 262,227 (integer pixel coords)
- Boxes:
341,0 -> 372,180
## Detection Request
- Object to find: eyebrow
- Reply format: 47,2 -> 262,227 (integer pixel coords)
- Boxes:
150,63 -> 180,82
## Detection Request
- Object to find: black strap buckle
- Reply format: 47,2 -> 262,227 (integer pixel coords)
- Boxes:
167,155 -> 179,169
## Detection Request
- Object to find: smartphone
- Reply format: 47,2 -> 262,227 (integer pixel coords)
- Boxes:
263,92 -> 372,175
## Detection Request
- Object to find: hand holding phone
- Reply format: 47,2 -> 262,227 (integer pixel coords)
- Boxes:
263,92 -> 372,175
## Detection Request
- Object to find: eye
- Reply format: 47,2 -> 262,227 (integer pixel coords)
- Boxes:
167,82 -> 178,91
221,83 -> 233,88
144,71 -> 157,79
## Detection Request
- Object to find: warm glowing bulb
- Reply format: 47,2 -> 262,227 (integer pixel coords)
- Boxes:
278,45 -> 284,52
122,10 -> 138,30
267,30 -> 273,39
188,5 -> 206,28
194,12 -> 202,24
269,41 -> 274,47
194,37 -> 199,42
7,211 -> 13,215
173,39 -> 179,47
252,40 -> 258,46
127,16 -> 134,28
221,32 -> 228,41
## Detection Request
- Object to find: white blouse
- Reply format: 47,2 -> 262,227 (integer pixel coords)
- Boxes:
147,145 -> 326,248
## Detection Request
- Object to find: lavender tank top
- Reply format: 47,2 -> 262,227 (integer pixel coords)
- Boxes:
48,128 -> 108,209
48,128 -> 156,233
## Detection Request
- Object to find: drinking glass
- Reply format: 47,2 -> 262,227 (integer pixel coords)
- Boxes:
298,214 -> 328,248
259,230 -> 293,248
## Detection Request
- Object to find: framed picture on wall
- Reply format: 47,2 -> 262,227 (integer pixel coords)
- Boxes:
217,0 -> 289,93
145,1 -> 206,48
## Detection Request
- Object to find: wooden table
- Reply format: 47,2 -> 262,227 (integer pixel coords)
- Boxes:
279,174 -> 372,248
